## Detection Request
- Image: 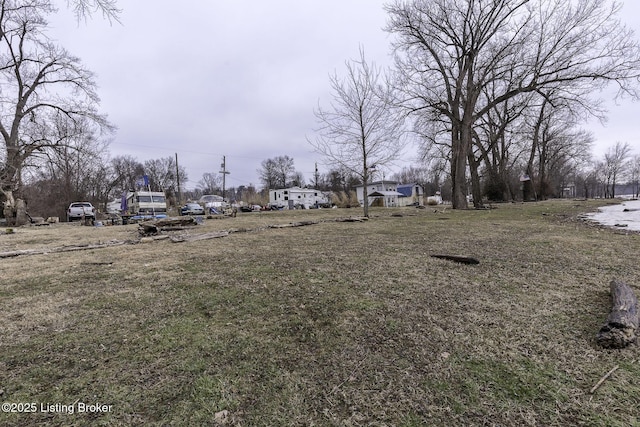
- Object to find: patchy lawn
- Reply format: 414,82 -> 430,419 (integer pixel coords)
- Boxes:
1,200 -> 639,426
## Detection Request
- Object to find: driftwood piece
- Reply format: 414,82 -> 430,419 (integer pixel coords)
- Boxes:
169,231 -> 229,243
0,240 -> 128,259
334,217 -> 368,222
1,215 -> 371,258
431,254 -> 480,265
268,220 -> 318,229
596,280 -> 639,349
0,249 -> 40,258
139,217 -> 197,235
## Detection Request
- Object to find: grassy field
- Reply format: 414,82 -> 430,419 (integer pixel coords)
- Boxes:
0,199 -> 639,426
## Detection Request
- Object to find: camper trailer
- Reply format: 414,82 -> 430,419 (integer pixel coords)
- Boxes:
269,187 -> 330,209
121,191 -> 167,218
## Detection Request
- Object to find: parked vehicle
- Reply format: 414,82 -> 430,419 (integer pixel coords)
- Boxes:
121,191 -> 167,218
106,199 -> 122,215
67,202 -> 96,222
199,194 -> 228,211
269,186 -> 330,209
240,204 -> 262,212
181,202 -> 205,215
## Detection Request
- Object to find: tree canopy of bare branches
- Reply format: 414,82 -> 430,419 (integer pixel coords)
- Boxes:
309,48 -> 406,217
258,155 -> 296,190
603,142 -> 632,198
386,0 -> 640,208
0,0 -> 118,225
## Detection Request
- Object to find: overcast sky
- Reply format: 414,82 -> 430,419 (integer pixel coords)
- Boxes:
49,1 -> 640,191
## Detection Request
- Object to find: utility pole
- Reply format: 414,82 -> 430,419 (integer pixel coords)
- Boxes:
175,152 -> 182,205
314,162 -> 320,189
219,156 -> 230,201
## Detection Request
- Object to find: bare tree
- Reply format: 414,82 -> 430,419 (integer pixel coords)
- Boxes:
0,0 -> 118,225
258,155 -> 296,190
309,48 -> 406,217
630,155 -> 640,199
110,155 -> 143,194
68,0 -> 120,22
603,142 -> 631,198
386,0 -> 640,208
288,171 -> 305,188
20,116 -> 110,218
144,156 -> 187,194
197,172 -> 222,195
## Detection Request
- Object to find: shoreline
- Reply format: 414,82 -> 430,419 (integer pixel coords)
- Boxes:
582,198 -> 640,232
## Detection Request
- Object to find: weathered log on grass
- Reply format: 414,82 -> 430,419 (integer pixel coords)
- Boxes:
0,240 -> 128,259
597,280 -> 639,349
169,231 -> 229,243
334,216 -> 368,222
139,217 -> 197,235
431,254 -> 480,265
268,220 -> 318,229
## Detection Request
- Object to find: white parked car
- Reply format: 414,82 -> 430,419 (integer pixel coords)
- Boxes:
199,194 -> 228,212
67,202 -> 96,222
181,202 -> 205,216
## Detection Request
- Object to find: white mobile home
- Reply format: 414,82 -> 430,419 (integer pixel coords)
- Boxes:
269,187 -> 330,209
121,191 -> 167,217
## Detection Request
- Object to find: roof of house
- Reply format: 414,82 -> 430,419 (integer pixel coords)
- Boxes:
368,190 -> 404,197
396,186 -> 412,197
396,183 -> 422,197
273,186 -> 320,193
355,180 -> 398,188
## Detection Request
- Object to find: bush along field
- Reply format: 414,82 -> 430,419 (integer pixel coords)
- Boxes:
0,199 -> 639,426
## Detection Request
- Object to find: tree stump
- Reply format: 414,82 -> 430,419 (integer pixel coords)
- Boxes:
596,280 -> 639,349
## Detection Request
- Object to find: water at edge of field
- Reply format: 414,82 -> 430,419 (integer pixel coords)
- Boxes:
584,198 -> 640,231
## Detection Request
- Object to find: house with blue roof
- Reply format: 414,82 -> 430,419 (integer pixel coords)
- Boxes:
396,183 -> 424,206
356,181 -> 424,207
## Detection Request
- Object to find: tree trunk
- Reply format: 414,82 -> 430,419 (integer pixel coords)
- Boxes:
451,126 -> 469,209
2,191 -> 29,226
596,280 -> 639,349
468,151 -> 483,208
15,199 -> 29,226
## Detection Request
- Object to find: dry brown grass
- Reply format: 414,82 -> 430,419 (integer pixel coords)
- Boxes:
1,200 -> 639,426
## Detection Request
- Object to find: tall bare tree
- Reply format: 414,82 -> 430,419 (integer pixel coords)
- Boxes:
630,155 -> 640,199
0,0 -> 118,225
387,0 -> 640,208
20,115 -> 110,218
603,142 -> 631,198
309,48 -> 406,217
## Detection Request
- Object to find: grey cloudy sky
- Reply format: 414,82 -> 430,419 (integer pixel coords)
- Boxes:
49,1 -> 640,190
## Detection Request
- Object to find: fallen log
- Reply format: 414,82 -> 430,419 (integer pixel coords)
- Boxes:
139,217 -> 198,235
268,220 -> 318,229
169,231 -> 229,243
596,280 -> 639,349
0,249 -> 41,258
431,254 -> 480,265
0,240 -> 128,259
334,216 -> 368,222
